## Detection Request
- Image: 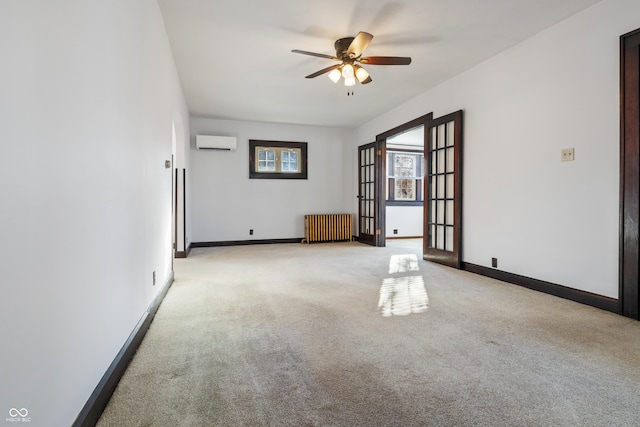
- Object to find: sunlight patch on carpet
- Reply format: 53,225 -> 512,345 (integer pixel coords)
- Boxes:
378,276 -> 429,317
388,254 -> 420,273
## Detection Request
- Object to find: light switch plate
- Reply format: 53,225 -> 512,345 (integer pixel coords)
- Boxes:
561,148 -> 575,162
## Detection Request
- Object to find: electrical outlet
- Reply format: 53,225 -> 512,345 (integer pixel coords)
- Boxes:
393,229 -> 398,235
152,271 -> 156,286
249,229 -> 254,235
491,258 -> 498,268
561,148 -> 575,162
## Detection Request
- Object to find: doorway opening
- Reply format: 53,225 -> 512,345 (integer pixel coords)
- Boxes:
386,127 -> 426,242
358,114 -> 433,248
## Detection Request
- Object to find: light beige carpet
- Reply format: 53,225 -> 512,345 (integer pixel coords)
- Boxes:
97,240 -> 640,426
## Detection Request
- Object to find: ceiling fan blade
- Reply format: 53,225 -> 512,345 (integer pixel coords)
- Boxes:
292,49 -> 339,61
359,56 -> 411,65
305,64 -> 341,79
347,31 -> 373,58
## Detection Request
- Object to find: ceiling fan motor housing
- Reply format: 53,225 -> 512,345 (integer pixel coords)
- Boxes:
335,37 -> 356,60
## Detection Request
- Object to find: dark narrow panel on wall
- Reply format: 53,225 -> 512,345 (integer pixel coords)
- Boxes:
183,168 -> 187,253
171,156 -> 174,271
174,167 -> 178,258
174,168 -> 190,259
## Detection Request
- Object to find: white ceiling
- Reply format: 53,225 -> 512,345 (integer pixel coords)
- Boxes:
158,0 -> 601,129
387,126 -> 424,148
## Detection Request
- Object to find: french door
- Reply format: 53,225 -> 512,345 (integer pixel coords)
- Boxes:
620,28 -> 640,319
358,141 -> 383,246
424,111 -> 463,268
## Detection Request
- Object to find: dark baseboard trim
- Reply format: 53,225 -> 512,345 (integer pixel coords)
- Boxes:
191,238 -> 301,247
387,236 -> 422,240
72,272 -> 175,427
462,262 -> 620,314
175,243 -> 192,258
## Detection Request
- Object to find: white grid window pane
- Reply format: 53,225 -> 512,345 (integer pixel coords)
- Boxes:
446,121 -> 454,147
446,147 -> 455,173
257,149 -> 276,171
437,124 -> 446,148
446,200 -> 454,225
445,226 -> 454,251
446,174 -> 454,198
436,225 -> 445,250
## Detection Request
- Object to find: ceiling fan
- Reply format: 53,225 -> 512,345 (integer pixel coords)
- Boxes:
292,31 -> 411,87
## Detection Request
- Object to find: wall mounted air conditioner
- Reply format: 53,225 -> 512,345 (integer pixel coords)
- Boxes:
196,135 -> 237,151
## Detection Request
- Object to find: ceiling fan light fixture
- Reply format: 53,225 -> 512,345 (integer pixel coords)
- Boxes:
292,31 -> 412,87
341,63 -> 354,79
355,66 -> 370,83
328,68 -> 341,83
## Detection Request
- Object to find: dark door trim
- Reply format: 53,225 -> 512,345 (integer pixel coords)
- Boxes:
620,28 -> 640,319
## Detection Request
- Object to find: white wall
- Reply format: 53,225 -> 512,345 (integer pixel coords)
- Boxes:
0,1 -> 189,425
386,206 -> 423,238
355,0 -> 640,299
190,118 -> 354,242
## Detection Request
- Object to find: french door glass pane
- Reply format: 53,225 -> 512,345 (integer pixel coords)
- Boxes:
446,121 -> 454,147
430,176 -> 436,200
446,174 -> 454,198
446,200 -> 454,225
430,200 -> 436,222
429,225 -> 435,247
431,128 -> 437,150
437,149 -> 445,173
446,147 -> 455,172
431,151 -> 436,175
436,225 -> 445,249
445,226 -> 454,251
437,124 -> 445,148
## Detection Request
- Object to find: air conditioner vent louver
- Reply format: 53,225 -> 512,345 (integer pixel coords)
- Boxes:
196,135 -> 237,151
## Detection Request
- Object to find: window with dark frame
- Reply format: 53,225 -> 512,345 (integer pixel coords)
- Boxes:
386,150 -> 424,204
249,140 -> 308,179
